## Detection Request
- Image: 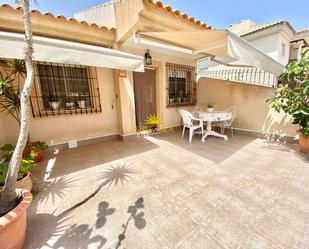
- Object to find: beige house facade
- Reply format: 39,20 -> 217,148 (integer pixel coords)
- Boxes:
0,0 -> 298,149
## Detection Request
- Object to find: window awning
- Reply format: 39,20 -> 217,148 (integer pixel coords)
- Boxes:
0,31 -> 144,72
138,30 -> 285,76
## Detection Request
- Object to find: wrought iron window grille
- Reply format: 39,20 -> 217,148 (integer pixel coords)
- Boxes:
166,63 -> 196,107
30,62 -> 102,118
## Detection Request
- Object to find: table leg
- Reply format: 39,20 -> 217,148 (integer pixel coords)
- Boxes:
201,121 -> 228,142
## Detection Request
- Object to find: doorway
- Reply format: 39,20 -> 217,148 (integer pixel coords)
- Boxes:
133,69 -> 156,128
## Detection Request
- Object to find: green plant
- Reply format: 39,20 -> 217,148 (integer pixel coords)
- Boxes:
144,114 -> 162,132
207,103 -> 214,108
145,114 -> 162,126
29,141 -> 48,150
0,59 -> 26,124
1,143 -> 38,162
0,159 -> 34,186
0,143 -> 36,186
268,48 -> 309,137
0,144 -> 15,162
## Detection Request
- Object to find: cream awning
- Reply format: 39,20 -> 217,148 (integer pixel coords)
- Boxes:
138,30 -> 285,76
0,31 -> 144,72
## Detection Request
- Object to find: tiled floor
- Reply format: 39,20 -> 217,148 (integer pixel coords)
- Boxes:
25,130 -> 309,249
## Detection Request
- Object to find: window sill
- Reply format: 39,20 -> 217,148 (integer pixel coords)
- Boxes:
33,107 -> 101,117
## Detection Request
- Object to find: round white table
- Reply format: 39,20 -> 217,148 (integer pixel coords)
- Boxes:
197,111 -> 233,141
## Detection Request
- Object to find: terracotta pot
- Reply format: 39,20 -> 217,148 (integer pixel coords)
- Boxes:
0,189 -> 32,249
24,146 -> 43,162
0,172 -> 32,192
298,131 -> 309,153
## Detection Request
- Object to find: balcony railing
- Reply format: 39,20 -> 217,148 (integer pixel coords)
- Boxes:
198,67 -> 278,87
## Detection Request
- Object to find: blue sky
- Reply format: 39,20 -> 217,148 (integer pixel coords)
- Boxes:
1,0 -> 308,29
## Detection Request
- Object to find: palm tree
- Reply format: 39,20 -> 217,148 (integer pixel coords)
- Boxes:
0,0 -> 34,215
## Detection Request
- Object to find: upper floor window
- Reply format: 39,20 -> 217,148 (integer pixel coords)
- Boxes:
281,43 -> 286,57
166,63 -> 196,107
30,62 -> 101,117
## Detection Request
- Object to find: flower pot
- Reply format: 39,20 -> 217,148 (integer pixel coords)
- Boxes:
0,172 -> 32,192
207,107 -> 214,112
0,189 -> 32,249
77,100 -> 86,109
65,102 -> 75,109
49,101 -> 60,110
24,146 -> 43,162
298,132 -> 309,153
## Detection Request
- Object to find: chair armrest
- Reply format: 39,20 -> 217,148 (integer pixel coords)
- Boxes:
191,117 -> 203,126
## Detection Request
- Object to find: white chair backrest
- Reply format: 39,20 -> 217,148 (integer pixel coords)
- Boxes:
224,106 -> 237,125
180,110 -> 194,127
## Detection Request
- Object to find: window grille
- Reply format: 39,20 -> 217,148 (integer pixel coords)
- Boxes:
166,63 -> 196,107
30,62 -> 101,117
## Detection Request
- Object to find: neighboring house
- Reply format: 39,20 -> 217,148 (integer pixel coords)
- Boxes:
290,28 -> 309,61
229,19 -> 308,65
200,19 -> 309,87
0,0 -> 300,150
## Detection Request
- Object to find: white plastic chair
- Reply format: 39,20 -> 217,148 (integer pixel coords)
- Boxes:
222,106 -> 237,136
180,110 -> 204,142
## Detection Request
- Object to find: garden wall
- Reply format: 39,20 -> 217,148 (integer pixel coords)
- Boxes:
197,78 -> 297,139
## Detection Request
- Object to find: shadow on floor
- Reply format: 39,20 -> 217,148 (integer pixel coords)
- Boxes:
155,128 -> 256,164
115,197 -> 146,249
25,197 -> 146,249
261,139 -> 308,163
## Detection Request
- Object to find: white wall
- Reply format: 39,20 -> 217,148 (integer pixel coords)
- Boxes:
248,32 -> 291,66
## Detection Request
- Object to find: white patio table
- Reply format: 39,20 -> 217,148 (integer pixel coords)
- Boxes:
195,111 -> 233,142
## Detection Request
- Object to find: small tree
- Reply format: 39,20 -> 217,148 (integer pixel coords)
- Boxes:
268,48 -> 309,137
0,0 -> 34,215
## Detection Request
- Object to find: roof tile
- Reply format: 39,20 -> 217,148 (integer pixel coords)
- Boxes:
0,3 -> 114,32
147,0 -> 213,29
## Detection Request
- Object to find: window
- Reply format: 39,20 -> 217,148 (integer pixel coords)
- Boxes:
281,43 -> 286,57
166,63 -> 196,107
30,62 -> 101,117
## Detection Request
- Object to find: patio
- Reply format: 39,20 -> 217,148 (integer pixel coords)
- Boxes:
25,130 -> 308,249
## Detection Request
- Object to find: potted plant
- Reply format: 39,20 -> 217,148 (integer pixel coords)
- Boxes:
144,114 -> 162,132
207,104 -> 214,112
0,1 -> 34,248
77,100 -> 86,109
24,141 -> 48,162
0,157 -> 35,192
268,48 -> 309,153
49,100 -> 61,110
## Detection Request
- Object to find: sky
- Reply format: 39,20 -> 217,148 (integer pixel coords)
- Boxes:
0,0 -> 308,30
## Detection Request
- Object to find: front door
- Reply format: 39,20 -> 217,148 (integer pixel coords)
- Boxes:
133,69 -> 156,128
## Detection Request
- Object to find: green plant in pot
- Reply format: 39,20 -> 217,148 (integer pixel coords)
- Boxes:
0,1 -> 35,248
0,144 -> 35,192
24,141 -> 48,162
145,114 -> 162,132
268,48 -> 309,153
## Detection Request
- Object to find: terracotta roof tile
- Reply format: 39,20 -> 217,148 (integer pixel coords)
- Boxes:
0,3 -> 114,32
146,0 -> 214,30
173,9 -> 180,16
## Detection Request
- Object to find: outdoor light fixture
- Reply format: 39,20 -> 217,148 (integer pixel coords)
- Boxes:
144,49 -> 152,65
